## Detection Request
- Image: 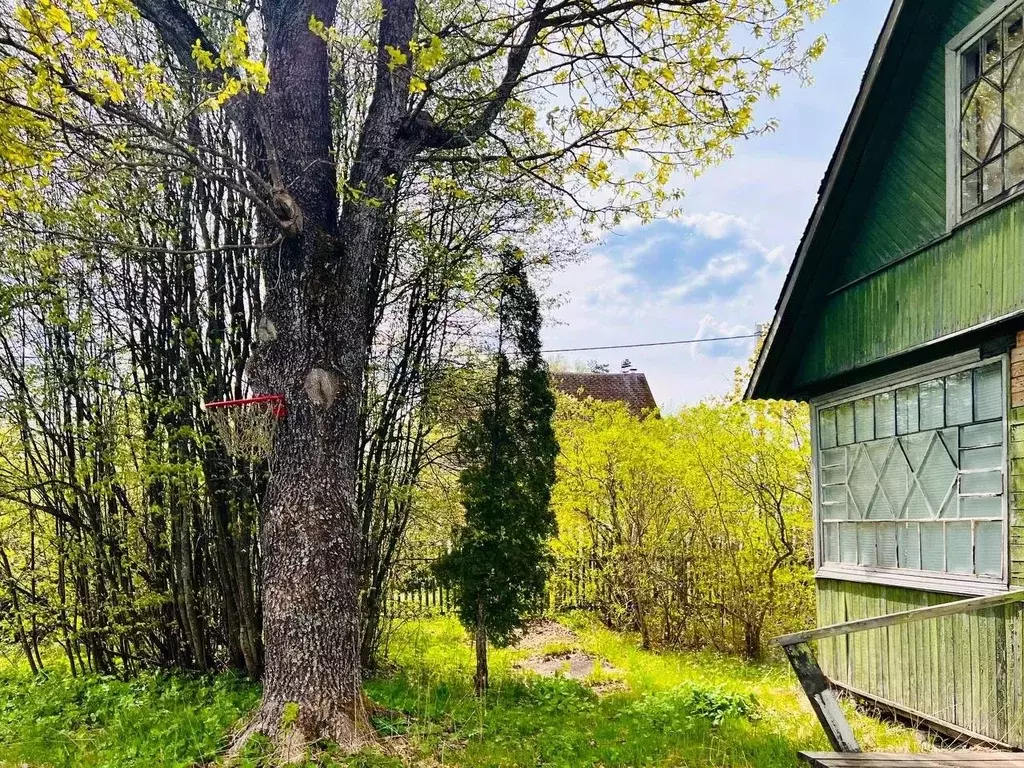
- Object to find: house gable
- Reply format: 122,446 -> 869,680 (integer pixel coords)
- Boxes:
748,0 -> 1024,400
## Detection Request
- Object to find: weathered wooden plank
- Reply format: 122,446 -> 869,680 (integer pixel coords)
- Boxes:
820,584 -> 835,680
866,586 -> 879,696
968,609 -> 981,735
927,592 -> 942,721
776,590 -> 1024,646
888,591 -> 904,710
994,606 -> 1009,743
908,591 -> 921,714
784,641 -> 860,753
955,609 -> 969,730
1009,603 -> 1024,746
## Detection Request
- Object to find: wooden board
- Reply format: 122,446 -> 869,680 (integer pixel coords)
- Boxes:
800,752 -> 1024,767
815,579 -> 1024,747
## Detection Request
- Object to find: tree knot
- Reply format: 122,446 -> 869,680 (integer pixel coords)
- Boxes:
304,367 -> 342,409
271,188 -> 304,237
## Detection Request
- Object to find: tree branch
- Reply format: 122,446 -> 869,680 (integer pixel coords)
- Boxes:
412,0 -> 548,150
132,0 -> 219,74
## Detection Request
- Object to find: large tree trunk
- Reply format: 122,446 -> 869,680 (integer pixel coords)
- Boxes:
238,0 -> 417,755
238,0 -> 369,753
133,0 -> 419,753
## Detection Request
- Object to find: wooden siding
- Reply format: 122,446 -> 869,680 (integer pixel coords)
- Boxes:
790,0 -> 1024,388
796,197 -> 1024,386
816,579 -> 1024,746
831,1 -> 987,287
1010,334 -> 1024,581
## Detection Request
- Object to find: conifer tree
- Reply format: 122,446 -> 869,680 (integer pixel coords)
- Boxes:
436,249 -> 558,695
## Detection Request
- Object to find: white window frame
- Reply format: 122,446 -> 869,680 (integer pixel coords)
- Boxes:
811,350 -> 1010,597
946,0 -> 1024,229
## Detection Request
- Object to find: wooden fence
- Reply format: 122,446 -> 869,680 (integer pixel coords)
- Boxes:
386,558 -> 456,616
386,552 -> 608,617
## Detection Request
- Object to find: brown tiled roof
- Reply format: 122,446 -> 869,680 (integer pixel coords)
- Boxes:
551,372 -> 658,415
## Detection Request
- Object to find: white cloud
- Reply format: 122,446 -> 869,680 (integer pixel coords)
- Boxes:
538,1 -> 890,408
541,214 -> 780,411
676,211 -> 749,241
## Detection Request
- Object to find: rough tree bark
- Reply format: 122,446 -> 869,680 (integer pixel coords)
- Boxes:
135,0 -> 423,751
131,0 -> 536,752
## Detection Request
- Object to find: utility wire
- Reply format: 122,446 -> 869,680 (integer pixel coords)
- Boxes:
544,333 -> 760,354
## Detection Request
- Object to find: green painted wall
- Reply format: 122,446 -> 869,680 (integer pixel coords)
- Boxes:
832,0 -> 988,287
1009,405 -> 1024,580
794,0 -> 1024,386
817,579 -> 1024,745
797,197 -> 1024,385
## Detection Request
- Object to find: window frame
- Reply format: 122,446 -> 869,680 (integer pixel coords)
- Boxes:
811,351 -> 1010,597
946,0 -> 1024,230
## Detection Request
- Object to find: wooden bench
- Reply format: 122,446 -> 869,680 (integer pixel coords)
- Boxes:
800,752 -> 1024,766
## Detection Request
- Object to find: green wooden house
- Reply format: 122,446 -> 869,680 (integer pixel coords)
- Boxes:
748,0 -> 1024,750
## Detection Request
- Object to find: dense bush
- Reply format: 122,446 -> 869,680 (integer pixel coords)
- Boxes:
550,392 -> 814,659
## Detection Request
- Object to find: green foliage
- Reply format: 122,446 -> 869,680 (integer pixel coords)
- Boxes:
281,701 -> 300,727
358,617 -> 925,767
622,685 -> 757,727
436,250 -> 559,648
0,655 -> 259,767
551,386 -> 814,658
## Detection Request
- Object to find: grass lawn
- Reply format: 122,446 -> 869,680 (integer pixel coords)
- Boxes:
0,614 -> 926,767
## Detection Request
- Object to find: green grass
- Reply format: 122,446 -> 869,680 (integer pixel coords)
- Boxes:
0,616 -> 926,767
355,614 -> 926,768
0,655 -> 259,767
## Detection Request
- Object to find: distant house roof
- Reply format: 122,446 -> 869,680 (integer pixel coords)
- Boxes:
551,372 -> 658,415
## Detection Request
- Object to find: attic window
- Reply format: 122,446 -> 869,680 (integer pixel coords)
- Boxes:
950,4 -> 1024,221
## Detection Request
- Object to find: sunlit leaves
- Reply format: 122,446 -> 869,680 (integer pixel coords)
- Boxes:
405,0 -> 830,224
192,22 -> 268,108
386,44 -> 409,71
551,388 -> 814,653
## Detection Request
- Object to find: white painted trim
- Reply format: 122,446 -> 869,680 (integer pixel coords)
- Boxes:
811,352 -> 1011,595
816,566 -> 1008,597
945,42 -> 960,230
811,394 -> 822,571
948,0 -> 1022,51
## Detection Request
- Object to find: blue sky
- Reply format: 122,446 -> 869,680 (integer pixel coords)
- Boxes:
541,0 -> 892,411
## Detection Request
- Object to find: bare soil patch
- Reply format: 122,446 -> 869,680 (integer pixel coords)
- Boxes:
511,618 -> 578,652
513,619 -> 626,695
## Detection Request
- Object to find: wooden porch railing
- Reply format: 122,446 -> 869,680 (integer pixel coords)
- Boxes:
775,588 -> 1024,753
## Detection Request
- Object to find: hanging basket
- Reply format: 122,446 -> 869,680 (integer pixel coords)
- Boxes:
203,394 -> 286,461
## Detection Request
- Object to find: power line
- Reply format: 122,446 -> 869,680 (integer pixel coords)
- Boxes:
544,333 -> 760,354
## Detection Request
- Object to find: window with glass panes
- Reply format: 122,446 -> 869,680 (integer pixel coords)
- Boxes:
958,5 -> 1024,215
815,359 -> 1006,584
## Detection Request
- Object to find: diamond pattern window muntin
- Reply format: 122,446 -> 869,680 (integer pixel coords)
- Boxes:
960,4 -> 1024,215
816,360 -> 1006,582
